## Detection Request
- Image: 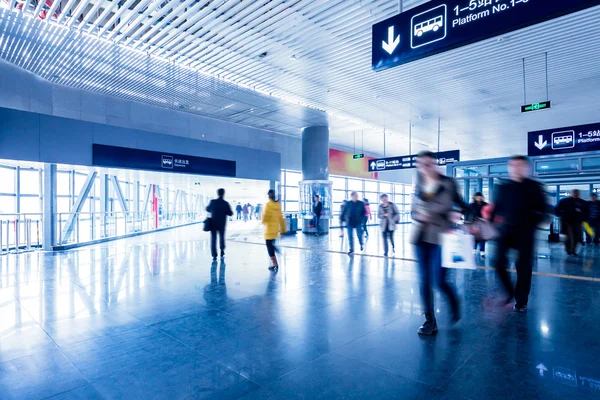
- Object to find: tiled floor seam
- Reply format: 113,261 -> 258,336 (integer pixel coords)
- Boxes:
330,350 -> 444,392
233,239 -> 600,282
41,383 -> 98,400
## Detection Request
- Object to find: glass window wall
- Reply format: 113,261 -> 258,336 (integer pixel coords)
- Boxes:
280,169 -> 413,223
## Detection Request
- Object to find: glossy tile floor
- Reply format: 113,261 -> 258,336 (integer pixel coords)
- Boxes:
0,224 -> 599,399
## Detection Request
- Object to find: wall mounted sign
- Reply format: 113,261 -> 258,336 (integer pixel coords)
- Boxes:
92,144 -> 236,177
521,101 -> 551,113
353,153 -> 365,159
372,0 -> 600,71
528,122 -> 600,156
368,150 -> 460,172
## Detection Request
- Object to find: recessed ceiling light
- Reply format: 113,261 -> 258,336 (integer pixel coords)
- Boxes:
290,54 -> 297,60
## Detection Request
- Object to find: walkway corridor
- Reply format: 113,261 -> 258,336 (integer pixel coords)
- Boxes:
0,225 -> 598,399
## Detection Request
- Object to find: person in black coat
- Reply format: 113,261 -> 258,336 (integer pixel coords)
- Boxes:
313,194 -> 323,235
492,155 -> 548,313
341,191 -> 366,255
206,188 -> 233,261
470,192 -> 488,257
555,189 -> 587,256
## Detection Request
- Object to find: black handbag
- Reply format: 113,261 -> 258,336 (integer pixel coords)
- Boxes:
203,217 -> 213,232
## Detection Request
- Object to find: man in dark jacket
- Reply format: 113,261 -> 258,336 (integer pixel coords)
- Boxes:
470,192 -> 488,257
556,189 -> 587,255
206,188 -> 233,261
313,195 -> 323,236
342,191 -> 366,255
586,193 -> 600,244
492,155 -> 548,313
235,203 -> 242,220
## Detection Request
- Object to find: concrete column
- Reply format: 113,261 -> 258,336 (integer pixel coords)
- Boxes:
42,163 -> 57,251
301,126 -> 330,180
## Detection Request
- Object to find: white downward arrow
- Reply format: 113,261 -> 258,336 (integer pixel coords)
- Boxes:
382,26 -> 400,55
536,364 -> 548,377
534,135 -> 547,150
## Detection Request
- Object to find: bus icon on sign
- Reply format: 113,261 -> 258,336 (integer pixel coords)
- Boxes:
411,4 -> 447,49
414,15 -> 443,37
551,131 -> 575,150
376,160 -> 386,170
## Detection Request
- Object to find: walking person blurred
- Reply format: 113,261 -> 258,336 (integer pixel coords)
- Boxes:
378,194 -> 400,257
313,194 -> 323,236
339,200 -> 347,238
555,189 -> 587,256
586,193 -> 600,244
243,204 -> 249,222
470,192 -> 488,258
236,203 -> 242,220
262,190 -> 286,270
411,151 -> 462,335
492,155 -> 548,312
342,192 -> 366,256
206,188 -> 233,261
362,199 -> 372,238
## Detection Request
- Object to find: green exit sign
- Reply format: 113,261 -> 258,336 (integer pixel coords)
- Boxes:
353,154 -> 364,159
521,101 -> 551,113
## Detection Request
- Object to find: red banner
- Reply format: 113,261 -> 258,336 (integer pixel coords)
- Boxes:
329,149 -> 378,180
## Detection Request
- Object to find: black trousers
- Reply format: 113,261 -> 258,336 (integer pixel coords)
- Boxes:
494,233 -> 535,306
313,216 -> 320,233
382,229 -> 395,255
564,221 -> 582,254
210,228 -> 226,258
266,239 -> 277,257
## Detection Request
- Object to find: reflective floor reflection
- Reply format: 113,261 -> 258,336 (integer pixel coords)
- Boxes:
0,225 -> 598,399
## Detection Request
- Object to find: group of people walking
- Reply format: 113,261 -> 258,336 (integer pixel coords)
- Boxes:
555,189 -> 600,255
411,152 -> 547,335
235,203 -> 261,222
338,194 -> 400,257
207,151 -> 550,336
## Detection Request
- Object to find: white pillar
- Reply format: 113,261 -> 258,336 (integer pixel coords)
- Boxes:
42,163 -> 57,251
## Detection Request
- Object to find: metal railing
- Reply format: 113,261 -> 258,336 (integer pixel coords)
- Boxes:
55,211 -> 204,246
0,213 -> 43,254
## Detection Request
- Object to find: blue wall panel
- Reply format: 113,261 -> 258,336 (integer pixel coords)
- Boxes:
0,108 -> 40,161
0,107 -> 280,181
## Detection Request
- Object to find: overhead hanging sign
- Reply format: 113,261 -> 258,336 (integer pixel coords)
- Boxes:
521,101 -> 551,113
372,0 -> 600,71
527,122 -> 600,157
368,150 -> 460,172
92,144 -> 236,177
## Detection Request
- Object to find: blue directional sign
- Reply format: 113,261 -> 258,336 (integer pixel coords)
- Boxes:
93,144 -> 236,177
368,150 -> 460,172
372,0 -> 600,71
528,123 -> 600,157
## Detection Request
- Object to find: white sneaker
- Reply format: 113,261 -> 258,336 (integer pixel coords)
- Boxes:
472,249 -> 478,255
480,251 -> 486,258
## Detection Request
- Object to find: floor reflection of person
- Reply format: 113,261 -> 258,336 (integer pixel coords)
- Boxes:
203,260 -> 228,307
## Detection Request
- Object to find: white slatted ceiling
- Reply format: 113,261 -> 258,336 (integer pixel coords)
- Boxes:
1,0 -> 599,160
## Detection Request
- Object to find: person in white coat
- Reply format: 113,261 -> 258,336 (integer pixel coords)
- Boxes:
378,194 -> 400,257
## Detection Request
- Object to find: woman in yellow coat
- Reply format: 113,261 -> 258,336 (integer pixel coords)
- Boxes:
262,190 -> 287,269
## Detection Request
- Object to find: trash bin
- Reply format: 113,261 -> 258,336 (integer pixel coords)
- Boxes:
283,214 -> 298,235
